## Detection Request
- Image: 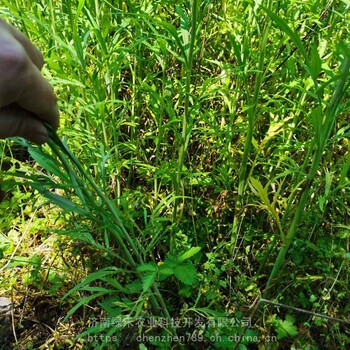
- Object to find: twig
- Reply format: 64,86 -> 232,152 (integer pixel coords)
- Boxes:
260,298 -> 350,325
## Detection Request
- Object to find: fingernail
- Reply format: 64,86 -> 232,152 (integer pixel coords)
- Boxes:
31,132 -> 49,145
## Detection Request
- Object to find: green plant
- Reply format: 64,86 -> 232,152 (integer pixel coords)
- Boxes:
0,1 -> 349,349
138,246 -> 201,292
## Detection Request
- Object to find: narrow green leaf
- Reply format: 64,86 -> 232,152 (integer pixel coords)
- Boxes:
28,146 -> 69,182
156,20 -> 187,64
30,184 -> 87,215
63,267 -> 123,299
178,246 -> 201,262
324,168 -> 332,197
64,291 -> 107,321
310,44 -> 322,80
318,195 -> 326,212
80,286 -> 115,293
262,7 -> 310,67
249,177 -> 273,213
310,105 -> 324,147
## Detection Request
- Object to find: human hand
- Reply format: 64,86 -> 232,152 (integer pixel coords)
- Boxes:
0,18 -> 59,144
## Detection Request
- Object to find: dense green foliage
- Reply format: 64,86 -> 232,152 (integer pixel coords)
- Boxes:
1,0 -> 349,349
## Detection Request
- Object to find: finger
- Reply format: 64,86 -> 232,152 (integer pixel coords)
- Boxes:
16,61 -> 59,130
0,104 -> 49,144
0,30 -> 59,129
0,18 -> 44,69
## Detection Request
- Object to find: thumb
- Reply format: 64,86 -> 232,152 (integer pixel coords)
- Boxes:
0,104 -> 49,144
